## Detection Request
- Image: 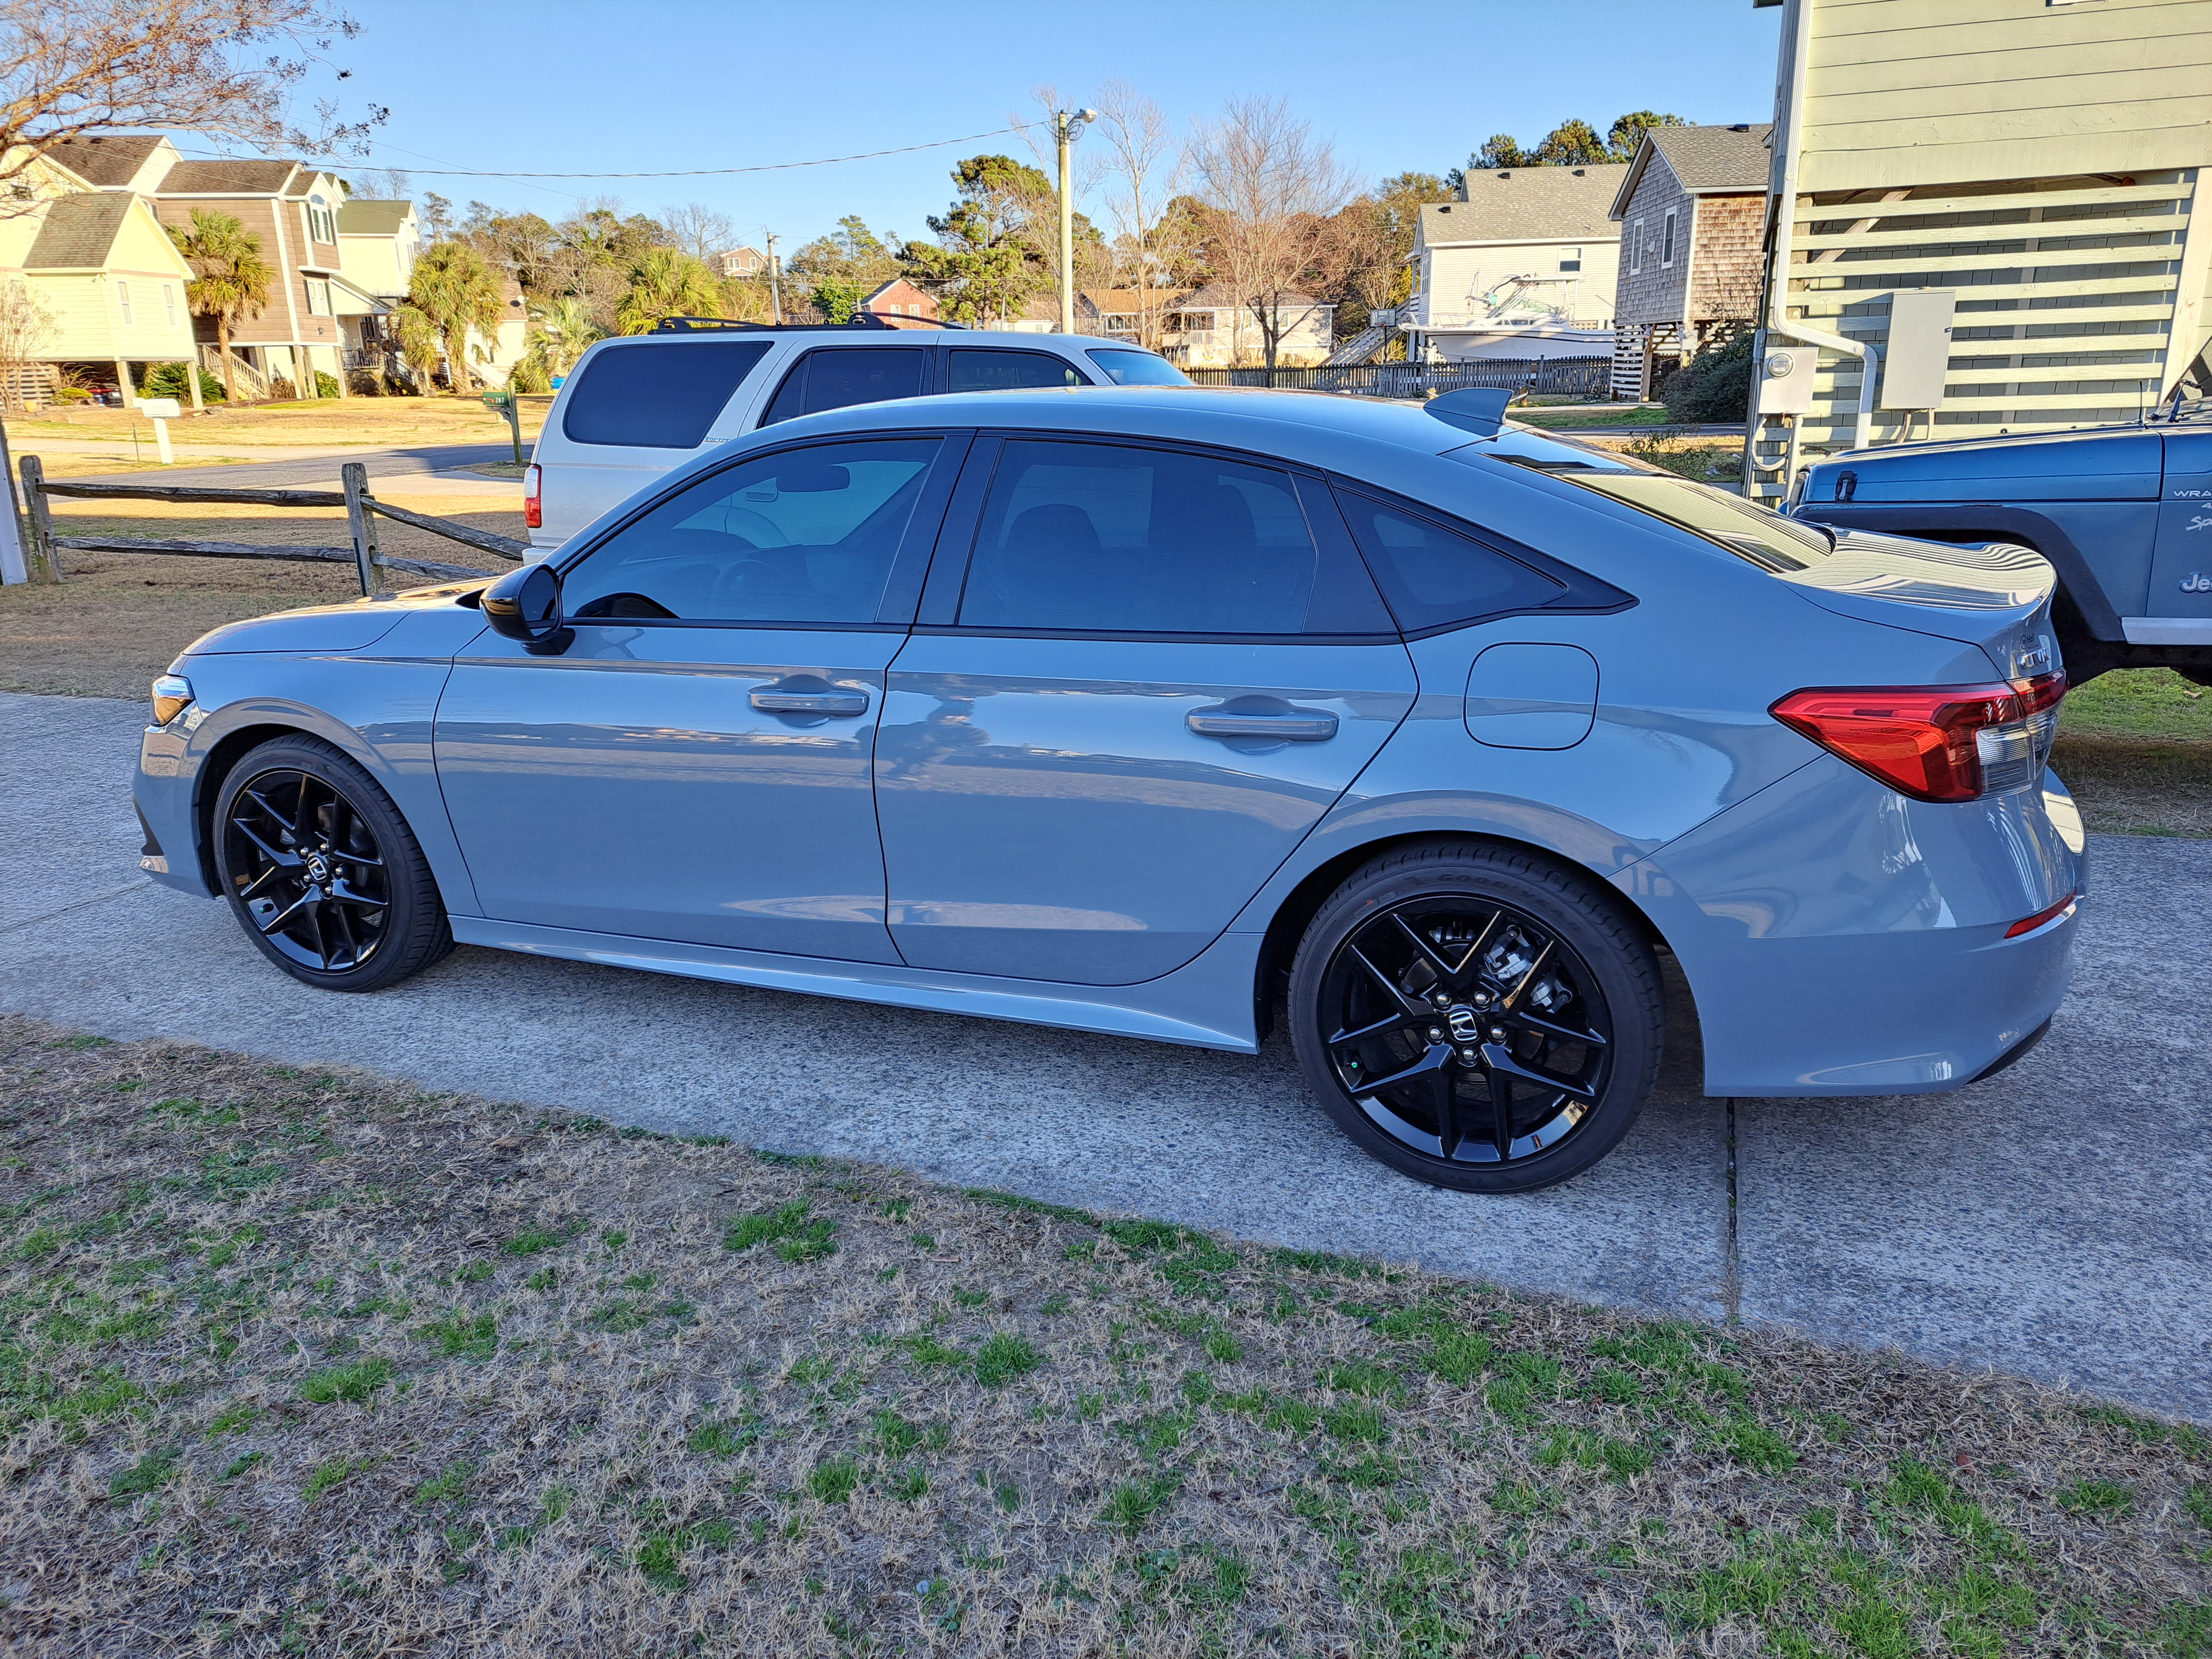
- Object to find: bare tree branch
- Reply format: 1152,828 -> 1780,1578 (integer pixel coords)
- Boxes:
0,0 -> 385,191
1189,96 -> 1354,369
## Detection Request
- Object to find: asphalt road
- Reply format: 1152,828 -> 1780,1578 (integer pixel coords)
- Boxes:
2,689 -> 2205,1419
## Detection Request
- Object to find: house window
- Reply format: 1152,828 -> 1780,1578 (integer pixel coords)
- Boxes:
1661,209 -> 1677,267
1560,247 -> 1582,273
305,279 -> 332,316
309,194 -> 335,244
1629,219 -> 1644,275
116,280 -> 132,325
164,285 -> 177,327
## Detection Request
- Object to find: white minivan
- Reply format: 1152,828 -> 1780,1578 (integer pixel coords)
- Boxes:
523,319 -> 1191,553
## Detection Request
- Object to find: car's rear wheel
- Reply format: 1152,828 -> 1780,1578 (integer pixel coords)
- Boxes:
212,735 -> 453,992
1288,841 -> 1663,1194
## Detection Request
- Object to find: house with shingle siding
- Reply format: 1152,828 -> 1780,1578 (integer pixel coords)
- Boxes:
1607,124 -> 1772,399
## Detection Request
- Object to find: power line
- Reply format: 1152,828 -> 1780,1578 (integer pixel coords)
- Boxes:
177,121 -> 1042,182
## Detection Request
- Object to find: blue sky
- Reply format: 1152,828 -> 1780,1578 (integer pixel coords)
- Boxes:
268,0 -> 1782,245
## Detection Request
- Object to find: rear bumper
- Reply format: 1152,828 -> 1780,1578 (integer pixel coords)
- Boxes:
1615,757 -> 2085,1097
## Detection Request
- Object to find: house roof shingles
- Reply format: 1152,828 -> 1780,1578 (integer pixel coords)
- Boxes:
1608,124 -> 1773,217
336,199 -> 414,234
1644,123 -> 1772,192
158,158 -> 299,195
45,135 -> 167,188
1422,166 -> 1630,245
24,191 -> 136,270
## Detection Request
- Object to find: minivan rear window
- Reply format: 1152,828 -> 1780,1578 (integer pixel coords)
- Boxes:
560,340 -> 772,449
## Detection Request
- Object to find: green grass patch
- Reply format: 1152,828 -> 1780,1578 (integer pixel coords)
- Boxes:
723,1199 -> 837,1262
297,1357 -> 393,1405
415,1308 -> 497,1361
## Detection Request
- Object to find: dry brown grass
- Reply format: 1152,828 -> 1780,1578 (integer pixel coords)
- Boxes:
0,511 -> 527,700
2,1014 -> 2206,1658
12,396 -> 550,449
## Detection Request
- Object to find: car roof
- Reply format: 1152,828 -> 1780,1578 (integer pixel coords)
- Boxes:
661,386 -> 1616,502
579,329 -> 1126,350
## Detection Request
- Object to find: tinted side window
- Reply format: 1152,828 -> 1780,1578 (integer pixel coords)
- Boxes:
560,341 -> 771,448
560,438 -> 941,625
948,349 -> 1085,392
959,440 -> 1321,635
760,347 -> 931,426
1335,490 -> 1568,633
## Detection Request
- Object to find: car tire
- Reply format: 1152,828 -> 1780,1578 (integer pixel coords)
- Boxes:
1288,839 -> 1663,1194
211,734 -> 453,992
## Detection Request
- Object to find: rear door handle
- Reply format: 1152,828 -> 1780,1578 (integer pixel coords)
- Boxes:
751,678 -> 870,716
1187,707 -> 1338,741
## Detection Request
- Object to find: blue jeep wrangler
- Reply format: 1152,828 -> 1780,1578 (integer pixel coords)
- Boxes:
1791,409 -> 2212,686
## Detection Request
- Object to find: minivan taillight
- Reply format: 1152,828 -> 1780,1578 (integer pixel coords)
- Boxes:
1770,672 -> 2066,802
523,463 -> 542,530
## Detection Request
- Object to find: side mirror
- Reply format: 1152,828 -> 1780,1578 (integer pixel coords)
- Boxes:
481,562 -> 570,652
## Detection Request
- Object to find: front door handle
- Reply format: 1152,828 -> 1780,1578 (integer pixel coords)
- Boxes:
1187,704 -> 1338,741
751,677 -> 870,716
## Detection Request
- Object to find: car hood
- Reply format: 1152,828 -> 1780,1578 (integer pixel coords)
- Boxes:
180,587 -> 472,656
1778,530 -> 2059,676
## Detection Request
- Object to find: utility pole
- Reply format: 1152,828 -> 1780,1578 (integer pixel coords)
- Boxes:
1051,107 -> 1097,333
764,230 -> 782,323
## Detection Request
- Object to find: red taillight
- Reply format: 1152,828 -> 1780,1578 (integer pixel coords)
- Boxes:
523,463 -> 542,530
1770,672 -> 2067,803
2005,890 -> 2079,938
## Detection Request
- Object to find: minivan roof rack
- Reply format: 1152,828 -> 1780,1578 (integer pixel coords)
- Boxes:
652,313 -> 970,334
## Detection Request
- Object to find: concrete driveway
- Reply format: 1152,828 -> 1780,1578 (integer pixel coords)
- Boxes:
2,690 -> 2205,1419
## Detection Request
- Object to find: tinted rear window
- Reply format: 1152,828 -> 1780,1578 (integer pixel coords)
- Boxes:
1084,348 -> 1190,386
1505,461 -> 1833,573
1335,490 -> 1568,633
949,348 -> 1085,392
559,341 -> 771,449
761,346 -> 931,425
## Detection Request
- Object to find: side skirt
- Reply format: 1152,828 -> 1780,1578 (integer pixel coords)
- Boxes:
448,917 -> 1265,1054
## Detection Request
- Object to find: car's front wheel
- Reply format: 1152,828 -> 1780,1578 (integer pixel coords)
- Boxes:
212,735 -> 453,992
1289,840 -> 1663,1194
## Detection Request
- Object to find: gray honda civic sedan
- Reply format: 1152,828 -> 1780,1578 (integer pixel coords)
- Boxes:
133,387 -> 2083,1192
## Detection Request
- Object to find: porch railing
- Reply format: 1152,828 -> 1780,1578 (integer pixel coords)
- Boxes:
12,456 -> 527,593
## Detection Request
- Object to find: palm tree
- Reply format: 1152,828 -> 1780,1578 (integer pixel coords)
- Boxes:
407,242 -> 504,395
615,247 -> 720,335
167,209 -> 271,404
388,304 -> 443,396
523,294 -> 604,380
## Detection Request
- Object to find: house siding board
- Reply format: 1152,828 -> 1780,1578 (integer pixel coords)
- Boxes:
154,197 -> 314,350
1799,0 -> 2212,191
1615,157 -> 1692,327
1743,0 -> 2212,496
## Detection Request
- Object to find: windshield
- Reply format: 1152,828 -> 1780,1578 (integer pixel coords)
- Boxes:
1503,460 -> 1834,572
1085,348 -> 1191,386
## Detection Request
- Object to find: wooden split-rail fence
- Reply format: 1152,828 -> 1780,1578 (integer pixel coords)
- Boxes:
12,457 -> 527,594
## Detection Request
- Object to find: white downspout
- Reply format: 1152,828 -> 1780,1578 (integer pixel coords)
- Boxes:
1764,0 -> 1876,454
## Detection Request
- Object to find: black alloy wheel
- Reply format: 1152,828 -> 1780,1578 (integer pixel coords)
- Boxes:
1290,841 -> 1662,1194
213,736 -> 453,992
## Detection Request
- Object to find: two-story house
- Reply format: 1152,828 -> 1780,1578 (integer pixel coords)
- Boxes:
334,197 -> 418,385
717,246 -> 767,279
52,136 -> 363,399
14,138 -> 199,407
1402,167 -> 1626,362
1745,0 -> 2212,499
1607,124 -> 1771,400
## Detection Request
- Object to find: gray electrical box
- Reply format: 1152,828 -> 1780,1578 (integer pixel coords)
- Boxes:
1880,289 -> 1956,411
1755,344 -> 1820,417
